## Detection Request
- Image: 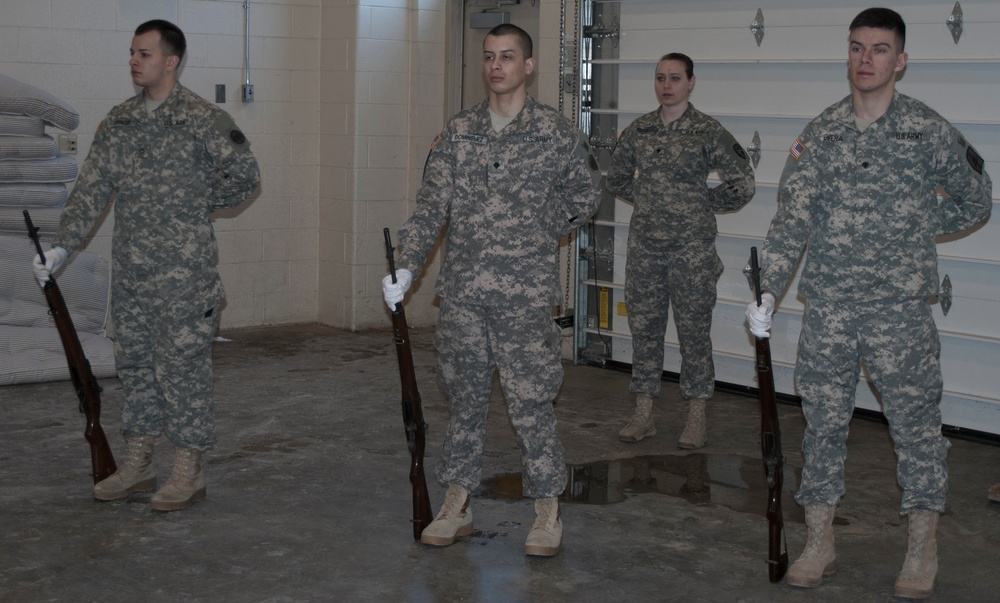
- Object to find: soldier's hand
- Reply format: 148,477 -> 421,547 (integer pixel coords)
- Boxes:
382,268 -> 413,309
32,246 -> 67,286
745,292 -> 775,338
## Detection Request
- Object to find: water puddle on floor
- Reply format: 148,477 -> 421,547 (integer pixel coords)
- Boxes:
477,453 -> 820,525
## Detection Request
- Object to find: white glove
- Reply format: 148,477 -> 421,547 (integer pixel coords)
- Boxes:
32,246 -> 68,286
382,268 -> 413,310
745,292 -> 775,339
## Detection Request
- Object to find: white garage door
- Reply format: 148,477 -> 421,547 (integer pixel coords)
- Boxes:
573,0 -> 1000,435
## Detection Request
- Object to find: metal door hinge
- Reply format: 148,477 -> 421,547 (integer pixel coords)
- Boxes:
750,9 -> 765,46
940,274 -> 953,315
947,2 -> 963,44
747,131 -> 762,169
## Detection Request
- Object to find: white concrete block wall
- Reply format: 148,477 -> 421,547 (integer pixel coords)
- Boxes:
2,0 -> 457,333
318,0 -> 448,331
1,0 -> 322,329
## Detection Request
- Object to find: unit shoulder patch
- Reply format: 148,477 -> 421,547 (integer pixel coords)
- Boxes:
967,144 -> 985,175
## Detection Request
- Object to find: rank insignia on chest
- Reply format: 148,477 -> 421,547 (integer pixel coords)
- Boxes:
489,157 -> 503,172
789,138 -> 807,160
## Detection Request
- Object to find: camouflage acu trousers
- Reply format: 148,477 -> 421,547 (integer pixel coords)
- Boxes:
434,299 -> 567,499
794,298 -> 949,514
625,233 -> 723,400
112,279 -> 220,451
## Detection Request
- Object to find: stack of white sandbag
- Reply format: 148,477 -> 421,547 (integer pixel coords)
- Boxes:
0,73 -> 80,236
0,74 -> 115,385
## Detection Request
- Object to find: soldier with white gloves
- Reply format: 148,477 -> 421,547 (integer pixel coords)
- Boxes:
745,8 -> 991,599
37,20 -> 260,512
382,24 -> 601,557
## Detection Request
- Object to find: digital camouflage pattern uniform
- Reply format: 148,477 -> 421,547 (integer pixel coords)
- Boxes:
396,96 -> 602,498
607,104 -> 755,400
55,83 -> 260,451
760,91 -> 992,514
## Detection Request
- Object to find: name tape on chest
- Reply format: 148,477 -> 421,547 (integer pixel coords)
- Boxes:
452,133 -> 489,145
450,133 -> 557,145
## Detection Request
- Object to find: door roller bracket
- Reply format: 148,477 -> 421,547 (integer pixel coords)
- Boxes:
584,16 -> 620,48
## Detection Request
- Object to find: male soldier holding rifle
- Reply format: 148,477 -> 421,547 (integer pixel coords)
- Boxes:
383,23 -> 601,556
745,8 -> 991,599
33,20 -> 260,511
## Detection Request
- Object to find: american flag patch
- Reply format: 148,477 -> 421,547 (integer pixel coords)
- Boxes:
430,132 -> 443,149
789,138 -> 806,160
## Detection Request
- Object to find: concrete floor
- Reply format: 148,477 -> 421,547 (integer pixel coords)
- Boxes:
2,323 -> 999,602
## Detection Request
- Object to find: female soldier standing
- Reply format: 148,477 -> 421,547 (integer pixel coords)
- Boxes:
608,52 -> 755,447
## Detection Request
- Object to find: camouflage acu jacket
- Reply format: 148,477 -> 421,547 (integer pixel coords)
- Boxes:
606,103 -> 755,242
761,91 -> 992,302
397,96 -> 602,307
55,83 -> 260,306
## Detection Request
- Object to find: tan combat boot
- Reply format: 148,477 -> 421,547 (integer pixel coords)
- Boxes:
92,435 -> 156,501
150,447 -> 206,511
524,497 -> 562,557
677,398 -> 707,449
421,484 -> 473,546
619,394 -> 656,443
786,504 -> 837,588
894,511 -> 939,599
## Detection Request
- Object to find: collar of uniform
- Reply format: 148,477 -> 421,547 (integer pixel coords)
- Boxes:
638,102 -> 699,132
126,82 -> 190,122
836,90 -> 905,130
474,95 -> 538,134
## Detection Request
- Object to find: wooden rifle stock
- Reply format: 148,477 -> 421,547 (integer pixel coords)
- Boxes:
750,246 -> 788,583
383,228 -> 433,540
24,210 -> 117,484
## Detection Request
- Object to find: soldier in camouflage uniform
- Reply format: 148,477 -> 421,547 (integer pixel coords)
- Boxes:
33,20 -> 260,512
745,8 -> 991,598
382,24 -> 601,557
607,53 -> 755,448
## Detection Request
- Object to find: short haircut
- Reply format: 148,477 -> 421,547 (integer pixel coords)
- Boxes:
135,19 -> 187,61
486,23 -> 533,59
849,7 -> 906,51
658,52 -> 694,79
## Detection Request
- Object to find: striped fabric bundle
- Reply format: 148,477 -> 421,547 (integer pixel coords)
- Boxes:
0,75 -> 115,386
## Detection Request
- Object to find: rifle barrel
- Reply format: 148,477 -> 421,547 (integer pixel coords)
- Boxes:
384,227 -> 433,539
24,210 -> 117,483
750,246 -> 788,583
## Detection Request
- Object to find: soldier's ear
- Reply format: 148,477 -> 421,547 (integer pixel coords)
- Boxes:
895,51 -> 908,73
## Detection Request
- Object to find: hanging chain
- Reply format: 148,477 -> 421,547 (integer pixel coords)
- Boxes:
559,0 -> 582,319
